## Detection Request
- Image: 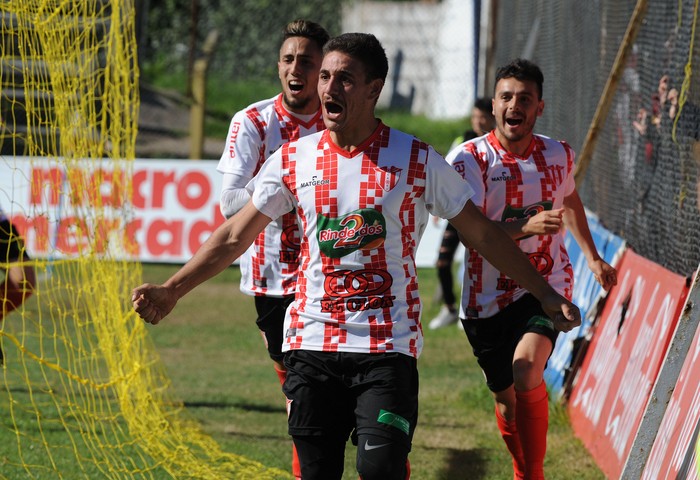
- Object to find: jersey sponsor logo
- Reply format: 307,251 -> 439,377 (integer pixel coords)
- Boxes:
299,175 -> 330,188
502,201 -> 553,241
491,170 -> 518,182
453,160 -> 466,179
279,223 -> 301,264
227,122 -> 241,158
496,251 -> 554,291
321,268 -> 395,313
528,251 -> 554,276
317,209 -> 386,258
374,165 -> 402,192
502,201 -> 553,223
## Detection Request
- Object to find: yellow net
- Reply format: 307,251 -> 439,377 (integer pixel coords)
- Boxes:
0,2 -> 288,478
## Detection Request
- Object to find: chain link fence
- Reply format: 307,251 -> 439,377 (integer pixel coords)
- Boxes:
492,0 -> 700,277
139,0 -> 700,276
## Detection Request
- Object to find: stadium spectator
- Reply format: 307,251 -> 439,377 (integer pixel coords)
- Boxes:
131,36 -> 581,480
428,97 -> 495,330
1,207 -> 36,364
447,58 -> 617,480
215,18 -> 329,480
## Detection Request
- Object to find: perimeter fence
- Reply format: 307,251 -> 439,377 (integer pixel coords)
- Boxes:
492,0 -> 700,277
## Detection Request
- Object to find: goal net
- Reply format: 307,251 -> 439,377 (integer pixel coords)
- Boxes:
0,1 -> 285,478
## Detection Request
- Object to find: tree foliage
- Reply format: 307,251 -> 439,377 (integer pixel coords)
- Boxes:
140,0 -> 344,83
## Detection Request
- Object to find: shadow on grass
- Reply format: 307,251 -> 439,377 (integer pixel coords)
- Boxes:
423,446 -> 490,479
184,400 -> 285,414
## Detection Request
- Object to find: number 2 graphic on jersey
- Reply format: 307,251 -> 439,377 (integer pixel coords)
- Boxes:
317,209 -> 387,258
334,213 -> 366,248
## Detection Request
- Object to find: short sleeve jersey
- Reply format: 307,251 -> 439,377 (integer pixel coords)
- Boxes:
447,131 -> 576,319
217,94 -> 325,297
249,123 -> 473,358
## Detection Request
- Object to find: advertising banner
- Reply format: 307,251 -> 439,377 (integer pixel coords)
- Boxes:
544,211 -> 625,397
0,157 -> 444,266
567,249 -> 690,479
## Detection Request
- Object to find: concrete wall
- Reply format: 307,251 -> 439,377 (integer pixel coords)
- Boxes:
343,0 -> 476,120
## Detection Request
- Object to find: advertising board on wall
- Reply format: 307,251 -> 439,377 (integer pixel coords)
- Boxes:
0,157 -> 444,267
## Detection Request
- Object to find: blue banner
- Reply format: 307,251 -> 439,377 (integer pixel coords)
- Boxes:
543,211 -> 625,398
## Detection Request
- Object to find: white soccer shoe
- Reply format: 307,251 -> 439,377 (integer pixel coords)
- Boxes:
428,305 -> 459,330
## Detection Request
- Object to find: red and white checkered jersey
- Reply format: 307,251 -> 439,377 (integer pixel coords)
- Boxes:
217,94 -> 325,297
447,131 -> 576,319
249,123 -> 473,357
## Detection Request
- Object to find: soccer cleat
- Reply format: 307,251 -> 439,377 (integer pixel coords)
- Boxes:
428,305 -> 459,330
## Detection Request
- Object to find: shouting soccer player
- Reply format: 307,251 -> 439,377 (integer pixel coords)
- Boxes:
132,37 -> 581,480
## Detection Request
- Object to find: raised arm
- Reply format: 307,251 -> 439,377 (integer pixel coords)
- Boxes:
132,201 -> 272,325
448,200 -> 581,331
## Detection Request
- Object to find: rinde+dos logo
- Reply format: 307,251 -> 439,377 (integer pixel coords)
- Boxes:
317,208 -> 386,258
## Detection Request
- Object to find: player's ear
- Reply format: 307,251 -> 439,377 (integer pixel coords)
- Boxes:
537,100 -> 544,117
369,79 -> 383,100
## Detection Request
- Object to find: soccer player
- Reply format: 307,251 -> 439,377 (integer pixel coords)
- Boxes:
447,58 -> 617,479
428,97 -> 495,330
132,36 -> 581,480
215,19 -> 329,479
0,207 -> 36,364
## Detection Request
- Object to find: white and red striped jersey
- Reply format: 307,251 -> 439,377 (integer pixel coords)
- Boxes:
447,131 -> 576,319
217,94 -> 325,297
249,123 -> 473,357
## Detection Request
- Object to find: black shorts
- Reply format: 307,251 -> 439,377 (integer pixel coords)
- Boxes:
0,219 -> 30,263
283,350 -> 418,448
254,295 -> 294,363
461,293 -> 559,393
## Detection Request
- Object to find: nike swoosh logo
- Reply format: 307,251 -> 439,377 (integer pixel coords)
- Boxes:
364,440 -> 392,451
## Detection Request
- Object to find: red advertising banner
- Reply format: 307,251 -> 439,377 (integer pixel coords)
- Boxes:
567,249 -> 690,479
641,318 -> 700,479
0,157 -> 226,263
0,157 -> 445,266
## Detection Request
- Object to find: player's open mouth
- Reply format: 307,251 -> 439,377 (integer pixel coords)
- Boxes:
325,101 -> 343,115
289,80 -> 304,92
506,117 -> 523,126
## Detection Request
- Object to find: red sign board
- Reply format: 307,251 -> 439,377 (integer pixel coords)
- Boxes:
568,249 -> 690,479
641,318 -> 700,479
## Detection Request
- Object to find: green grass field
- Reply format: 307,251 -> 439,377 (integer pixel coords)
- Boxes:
142,263 -> 605,479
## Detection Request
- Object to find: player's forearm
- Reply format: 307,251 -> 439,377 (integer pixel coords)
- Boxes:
164,202 -> 269,299
498,218 -> 529,240
471,221 -> 556,301
450,201 -> 555,302
563,192 -> 602,264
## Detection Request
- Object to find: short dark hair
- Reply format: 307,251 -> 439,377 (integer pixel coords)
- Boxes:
283,19 -> 330,51
495,58 -> 544,99
322,33 -> 389,83
473,97 -> 492,113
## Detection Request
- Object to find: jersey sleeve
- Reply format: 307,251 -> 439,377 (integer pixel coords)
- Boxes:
247,149 -> 295,220
216,109 -> 264,180
424,147 -> 473,219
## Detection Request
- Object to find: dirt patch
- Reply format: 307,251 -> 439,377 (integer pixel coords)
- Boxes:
136,84 -> 226,160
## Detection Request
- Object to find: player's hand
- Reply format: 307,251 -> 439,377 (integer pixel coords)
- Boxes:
540,291 -> 581,333
522,208 -> 564,237
588,258 -> 617,291
131,284 -> 177,325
